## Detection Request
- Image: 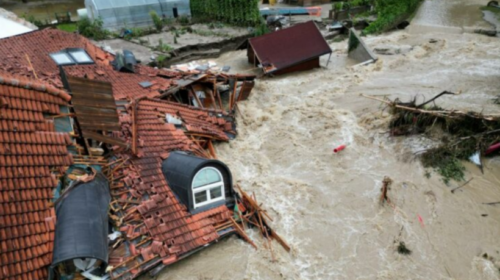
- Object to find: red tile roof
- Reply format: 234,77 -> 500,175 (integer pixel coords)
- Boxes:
0,74 -> 73,280
0,29 -> 113,88
249,21 -> 332,73
107,99 -> 233,279
65,65 -> 174,100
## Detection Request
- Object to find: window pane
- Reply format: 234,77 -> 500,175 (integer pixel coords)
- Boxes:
210,187 -> 222,199
50,53 -> 74,65
193,168 -> 222,188
194,191 -> 207,204
69,50 -> 93,64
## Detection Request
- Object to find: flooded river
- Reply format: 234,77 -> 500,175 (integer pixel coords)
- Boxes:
149,1 -> 500,280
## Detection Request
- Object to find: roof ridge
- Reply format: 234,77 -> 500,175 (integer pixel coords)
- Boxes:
0,74 -> 71,102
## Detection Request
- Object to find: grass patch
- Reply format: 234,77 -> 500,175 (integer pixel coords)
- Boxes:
57,23 -> 78,33
364,0 -> 422,34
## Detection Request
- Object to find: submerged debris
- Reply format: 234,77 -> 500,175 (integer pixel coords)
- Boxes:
397,242 -> 412,255
494,95 -> 500,105
380,176 -> 393,205
363,92 -> 500,183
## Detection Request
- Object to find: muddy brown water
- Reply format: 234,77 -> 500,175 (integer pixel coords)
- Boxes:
148,2 -> 500,280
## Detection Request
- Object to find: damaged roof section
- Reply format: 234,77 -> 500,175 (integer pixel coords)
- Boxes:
248,21 -> 332,75
0,27 -> 277,280
0,74 -> 73,280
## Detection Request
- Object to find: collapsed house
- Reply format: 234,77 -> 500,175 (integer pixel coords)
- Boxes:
0,29 -> 287,280
248,21 -> 332,75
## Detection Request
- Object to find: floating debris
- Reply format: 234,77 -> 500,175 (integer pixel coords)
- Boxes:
362,92 -> 500,184
397,241 -> 412,255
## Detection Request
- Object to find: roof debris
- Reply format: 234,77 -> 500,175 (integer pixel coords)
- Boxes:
0,28 -> 285,280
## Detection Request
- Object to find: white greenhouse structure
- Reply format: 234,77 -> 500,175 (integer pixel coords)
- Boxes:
84,0 -> 191,30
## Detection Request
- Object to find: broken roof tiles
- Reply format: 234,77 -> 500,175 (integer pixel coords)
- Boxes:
0,29 -> 113,87
65,65 -> 174,100
0,74 -> 73,280
107,98 -> 235,279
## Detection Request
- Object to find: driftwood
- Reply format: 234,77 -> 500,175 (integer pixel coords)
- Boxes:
360,93 -> 500,121
361,91 -> 500,183
380,176 -> 393,205
451,178 -> 474,193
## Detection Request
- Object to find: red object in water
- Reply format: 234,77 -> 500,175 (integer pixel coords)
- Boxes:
418,214 -> 425,227
333,145 -> 346,153
485,142 -> 500,156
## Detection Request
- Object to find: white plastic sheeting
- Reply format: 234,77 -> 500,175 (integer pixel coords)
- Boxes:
84,0 -> 191,30
0,17 -> 35,39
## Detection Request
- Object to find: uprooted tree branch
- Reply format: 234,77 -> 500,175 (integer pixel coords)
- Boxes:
362,91 -> 500,183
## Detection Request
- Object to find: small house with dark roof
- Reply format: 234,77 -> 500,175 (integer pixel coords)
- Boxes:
248,21 -> 332,75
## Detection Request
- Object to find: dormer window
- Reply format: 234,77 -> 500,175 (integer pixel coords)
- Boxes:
192,167 -> 225,209
162,151 -> 236,213
50,48 -> 94,66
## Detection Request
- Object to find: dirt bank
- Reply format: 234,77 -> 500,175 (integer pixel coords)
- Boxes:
150,21 -> 500,280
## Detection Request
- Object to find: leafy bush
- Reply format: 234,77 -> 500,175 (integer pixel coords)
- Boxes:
22,13 -> 45,27
150,11 -> 164,32
191,0 -> 261,26
156,54 -> 171,68
154,39 -> 173,52
253,22 -> 270,37
364,0 -> 422,34
178,16 -> 190,26
77,17 -> 109,40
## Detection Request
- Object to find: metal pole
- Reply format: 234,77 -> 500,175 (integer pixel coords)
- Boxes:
325,53 -> 332,67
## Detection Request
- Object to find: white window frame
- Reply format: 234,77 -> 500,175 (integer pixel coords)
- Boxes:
192,167 -> 225,209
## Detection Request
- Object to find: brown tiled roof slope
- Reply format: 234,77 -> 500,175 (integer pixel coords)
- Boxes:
108,99 -> 233,279
0,75 -> 73,280
65,65 -> 174,100
0,29 -> 113,88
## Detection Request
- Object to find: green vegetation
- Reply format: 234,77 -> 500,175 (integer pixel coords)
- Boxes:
190,0 -> 261,26
192,29 -> 232,38
150,11 -> 164,32
364,0 -> 422,34
481,6 -> 500,18
388,96 -> 500,184
57,23 -> 77,33
22,13 -> 46,28
332,0 -> 372,11
153,39 -> 173,52
178,15 -> 190,26
253,22 -> 270,37
77,17 -> 109,40
155,54 -> 171,68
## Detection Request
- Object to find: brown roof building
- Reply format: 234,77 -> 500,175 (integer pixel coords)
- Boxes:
0,28 -> 282,280
248,21 -> 332,75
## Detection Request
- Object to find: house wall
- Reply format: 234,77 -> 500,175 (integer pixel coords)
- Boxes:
272,57 -> 320,75
247,46 -> 258,66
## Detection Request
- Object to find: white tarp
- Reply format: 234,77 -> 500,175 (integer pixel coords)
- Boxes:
0,16 -> 34,39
